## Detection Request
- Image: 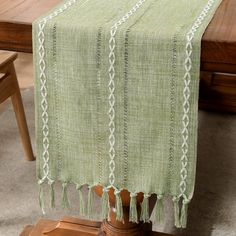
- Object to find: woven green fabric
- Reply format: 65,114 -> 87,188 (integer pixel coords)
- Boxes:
33,0 -> 222,227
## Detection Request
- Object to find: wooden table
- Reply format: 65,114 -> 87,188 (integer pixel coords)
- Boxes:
0,1 -> 234,235
0,0 -> 235,112
0,0 -> 61,52
200,0 -> 236,112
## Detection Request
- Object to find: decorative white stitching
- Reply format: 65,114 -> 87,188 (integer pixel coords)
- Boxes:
108,0 -> 147,187
180,0 -> 216,200
37,0 -> 78,185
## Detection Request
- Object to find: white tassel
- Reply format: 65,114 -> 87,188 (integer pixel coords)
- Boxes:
140,194 -> 150,223
180,198 -> 190,228
114,189 -> 124,222
173,196 -> 181,228
155,194 -> 164,223
129,193 -> 138,223
49,180 -> 55,208
38,181 -> 45,215
101,187 -> 110,220
62,182 -> 70,209
87,185 -> 95,219
76,184 -> 85,216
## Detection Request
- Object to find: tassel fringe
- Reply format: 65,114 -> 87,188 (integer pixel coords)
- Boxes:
37,181 -> 191,229
172,196 -> 190,228
62,182 -> 70,209
49,181 -> 55,208
155,194 -> 164,223
39,182 -> 45,215
115,190 -> 123,222
180,198 -> 189,228
102,187 -> 110,220
129,193 -> 138,223
87,186 -> 95,218
76,184 -> 85,216
140,194 -> 150,223
173,196 -> 181,228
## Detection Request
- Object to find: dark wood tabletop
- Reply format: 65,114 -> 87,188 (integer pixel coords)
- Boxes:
201,0 -> 236,72
0,0 -> 235,60
200,0 -> 236,112
0,0 -> 61,52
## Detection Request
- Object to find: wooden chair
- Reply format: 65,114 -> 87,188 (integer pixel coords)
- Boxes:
0,50 -> 34,161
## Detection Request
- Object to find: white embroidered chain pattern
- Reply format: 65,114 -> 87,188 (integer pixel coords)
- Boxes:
180,0 -> 216,200
108,0 -> 146,186
38,0 -> 78,185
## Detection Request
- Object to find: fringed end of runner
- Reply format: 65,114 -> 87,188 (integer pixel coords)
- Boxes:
129,192 -> 138,223
37,181 -> 191,228
140,193 -> 150,223
76,184 -> 85,216
62,182 -> 70,209
172,196 -> 190,228
101,187 -> 111,221
114,189 -> 124,222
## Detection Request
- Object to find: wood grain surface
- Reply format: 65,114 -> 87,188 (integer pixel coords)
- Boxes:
0,0 -> 235,57
201,0 -> 236,65
20,217 -> 175,236
200,0 -> 236,112
0,0 -> 61,52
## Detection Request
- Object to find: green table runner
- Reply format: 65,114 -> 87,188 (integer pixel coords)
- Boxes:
33,0 -> 222,228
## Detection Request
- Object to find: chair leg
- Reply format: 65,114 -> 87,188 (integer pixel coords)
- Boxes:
9,63 -> 35,161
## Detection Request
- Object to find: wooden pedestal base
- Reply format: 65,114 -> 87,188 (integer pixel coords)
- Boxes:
20,190 -> 177,236
20,217 -> 102,236
20,216 -> 174,236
